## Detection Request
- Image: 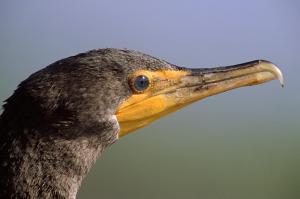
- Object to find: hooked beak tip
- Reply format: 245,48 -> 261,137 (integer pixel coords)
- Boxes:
259,60 -> 284,87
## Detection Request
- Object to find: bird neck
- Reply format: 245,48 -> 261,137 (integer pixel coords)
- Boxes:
0,126 -> 108,199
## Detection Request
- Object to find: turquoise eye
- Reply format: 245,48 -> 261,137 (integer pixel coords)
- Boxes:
133,75 -> 149,92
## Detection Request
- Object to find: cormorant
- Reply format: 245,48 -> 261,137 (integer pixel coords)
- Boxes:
0,48 -> 283,198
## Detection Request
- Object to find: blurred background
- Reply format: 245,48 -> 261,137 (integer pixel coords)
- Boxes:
0,0 -> 299,198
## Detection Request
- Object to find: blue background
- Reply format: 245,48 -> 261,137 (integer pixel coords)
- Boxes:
1,1 -> 299,198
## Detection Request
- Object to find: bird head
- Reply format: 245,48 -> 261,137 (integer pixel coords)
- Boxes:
4,48 -> 283,141
0,48 -> 284,198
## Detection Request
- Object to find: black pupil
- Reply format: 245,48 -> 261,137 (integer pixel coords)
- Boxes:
134,75 -> 149,91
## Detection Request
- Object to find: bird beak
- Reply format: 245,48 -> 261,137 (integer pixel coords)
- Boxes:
175,60 -> 284,105
116,60 -> 284,137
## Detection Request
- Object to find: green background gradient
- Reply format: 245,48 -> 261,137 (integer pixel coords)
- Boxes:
1,1 -> 299,198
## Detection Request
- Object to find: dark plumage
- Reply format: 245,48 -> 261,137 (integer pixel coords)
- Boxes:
0,49 -> 178,198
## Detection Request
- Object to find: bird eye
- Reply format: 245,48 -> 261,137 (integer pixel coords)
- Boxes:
132,75 -> 150,92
